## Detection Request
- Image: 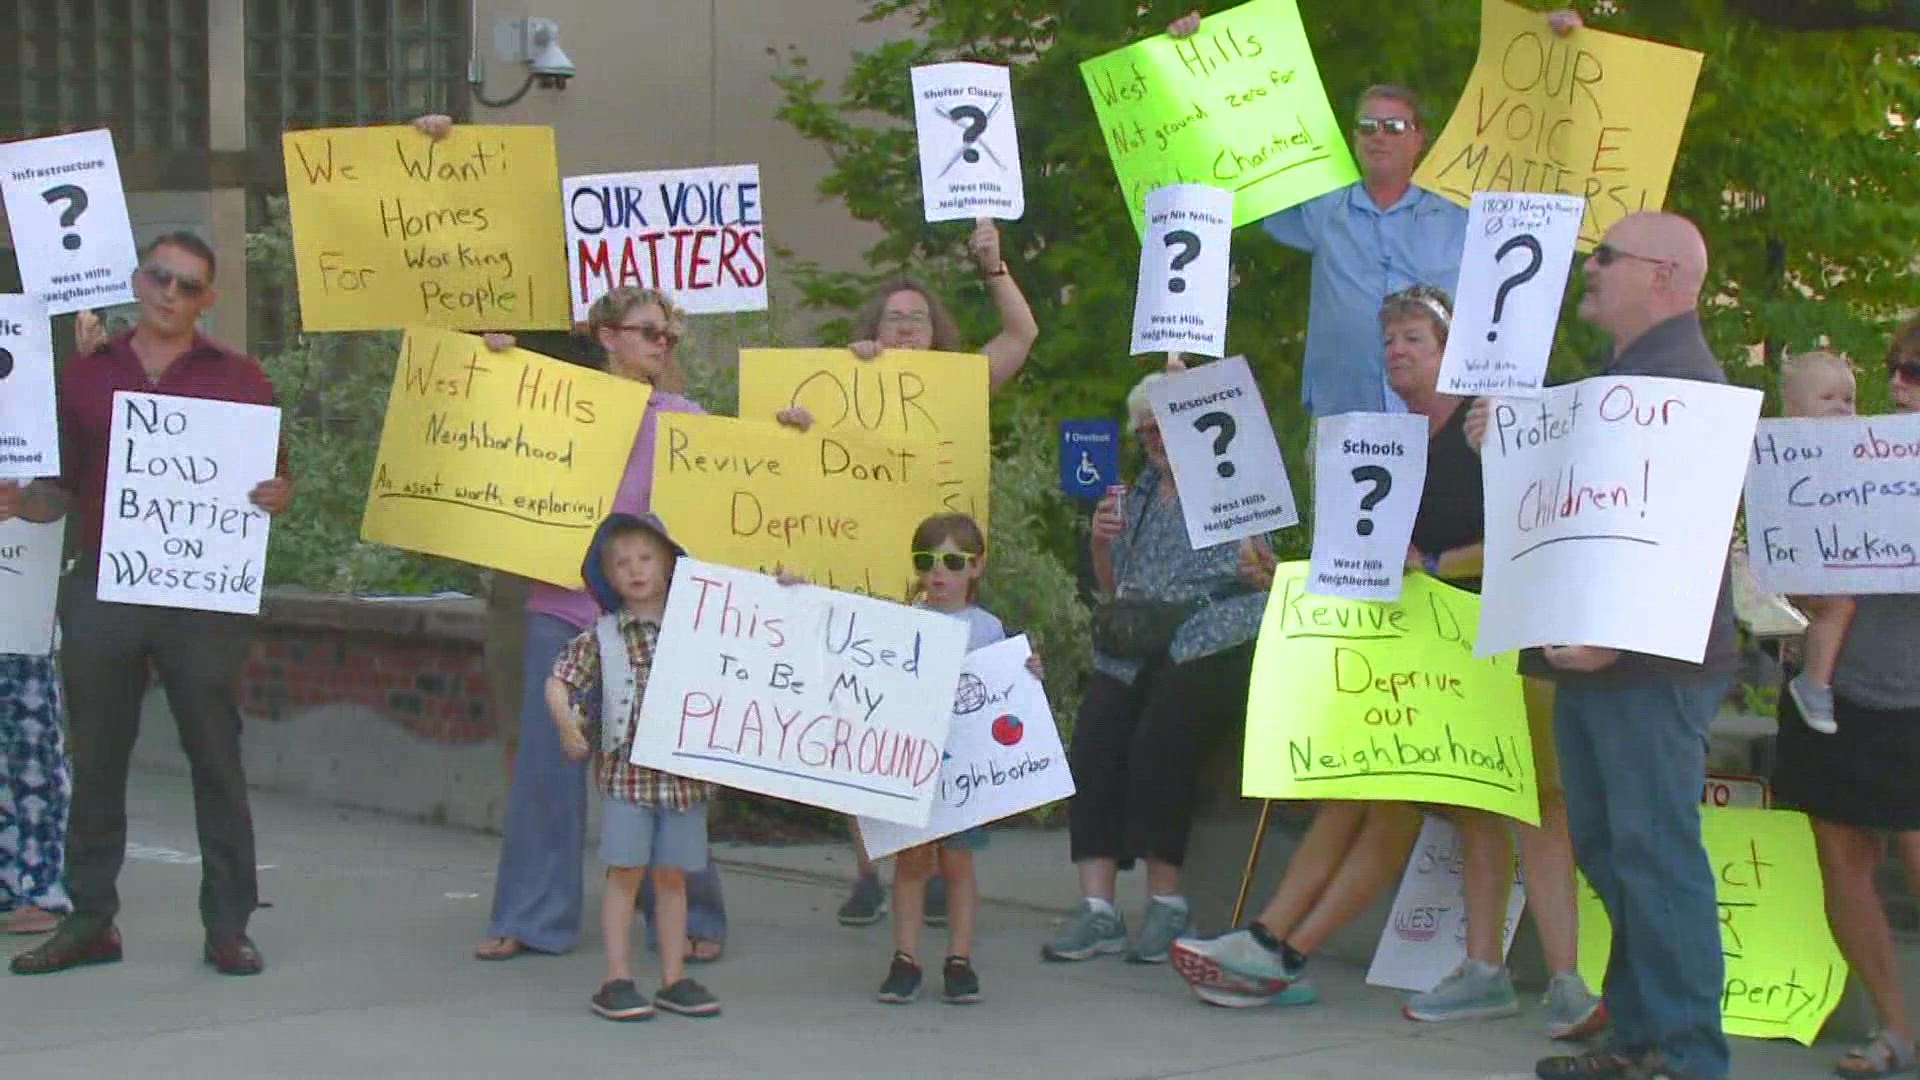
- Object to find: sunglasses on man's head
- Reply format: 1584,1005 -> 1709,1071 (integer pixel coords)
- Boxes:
140,264 -> 208,298
1589,243 -> 1670,269
1355,116 -> 1414,136
912,550 -> 978,572
613,323 -> 679,347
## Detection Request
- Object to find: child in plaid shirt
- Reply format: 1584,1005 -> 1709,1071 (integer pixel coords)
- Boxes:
547,512 -> 720,1022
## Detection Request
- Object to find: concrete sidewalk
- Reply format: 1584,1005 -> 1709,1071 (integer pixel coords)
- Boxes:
1,771 -> 1908,1078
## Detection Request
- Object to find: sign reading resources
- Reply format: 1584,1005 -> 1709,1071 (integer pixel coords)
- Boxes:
0,517 -> 63,655
1415,0 -> 1703,250
1578,808 -> 1846,1045
910,63 -> 1024,222
0,129 -> 138,314
1437,193 -> 1585,396
98,393 -> 281,614
1147,355 -> 1298,549
0,295 -> 58,478
562,164 -> 767,319
737,348 -> 991,526
648,413 -> 947,601
282,125 -> 570,331
1308,413 -> 1429,601
1131,184 -> 1233,357
1243,563 -> 1537,823
858,635 -> 1074,859
1742,415 -> 1920,595
1367,815 -> 1527,993
361,329 -> 651,588
633,560 -> 968,826
1478,376 -> 1761,662
1080,0 -> 1357,235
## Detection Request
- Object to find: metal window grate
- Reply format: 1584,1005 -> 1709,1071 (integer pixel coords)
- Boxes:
245,0 -> 468,151
0,0 -> 211,153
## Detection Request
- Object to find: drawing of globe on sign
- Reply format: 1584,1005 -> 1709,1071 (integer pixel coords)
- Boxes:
991,713 -> 1024,746
953,673 -> 989,714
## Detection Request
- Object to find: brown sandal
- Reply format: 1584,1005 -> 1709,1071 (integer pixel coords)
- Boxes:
473,936 -> 525,961
688,937 -> 723,964
5,907 -> 61,935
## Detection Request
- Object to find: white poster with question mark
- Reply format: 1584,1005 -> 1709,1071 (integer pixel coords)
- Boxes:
1146,355 -> 1297,550
0,295 -> 59,479
0,129 -> 138,316
1307,412 -> 1428,601
1438,192 -> 1584,398
910,63 -> 1024,223
1130,183 -> 1231,357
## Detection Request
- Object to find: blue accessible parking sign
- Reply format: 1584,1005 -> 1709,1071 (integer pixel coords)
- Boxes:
1058,418 -> 1119,501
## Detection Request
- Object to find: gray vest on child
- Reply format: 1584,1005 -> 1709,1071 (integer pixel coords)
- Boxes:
594,614 -> 641,755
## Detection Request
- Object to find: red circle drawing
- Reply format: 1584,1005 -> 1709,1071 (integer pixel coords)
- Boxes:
990,714 -> 1023,746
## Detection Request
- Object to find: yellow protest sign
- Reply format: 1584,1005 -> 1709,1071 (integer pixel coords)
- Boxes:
648,413 -> 950,600
1414,0 -> 1703,249
737,348 -> 991,527
1577,808 -> 1846,1045
1243,563 -> 1537,824
361,328 -> 650,587
282,125 -> 570,331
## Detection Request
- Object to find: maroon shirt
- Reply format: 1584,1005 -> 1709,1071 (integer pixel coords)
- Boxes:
58,330 -> 286,554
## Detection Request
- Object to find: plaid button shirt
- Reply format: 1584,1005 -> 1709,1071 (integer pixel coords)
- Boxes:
551,613 -> 713,810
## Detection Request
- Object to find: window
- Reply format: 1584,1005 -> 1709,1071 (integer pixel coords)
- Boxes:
246,0 -> 469,151
0,0 -> 210,158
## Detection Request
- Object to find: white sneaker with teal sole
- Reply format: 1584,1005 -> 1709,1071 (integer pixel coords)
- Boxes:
1402,958 -> 1520,1023
1040,901 -> 1127,962
1169,929 -> 1301,996
1543,971 -> 1608,1040
1190,976 -> 1319,1009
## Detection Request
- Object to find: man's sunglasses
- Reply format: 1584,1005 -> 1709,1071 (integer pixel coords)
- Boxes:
612,323 -> 679,347
1589,243 -> 1671,269
1892,359 -> 1920,383
912,550 -> 978,572
140,264 -> 209,298
1355,117 -> 1414,136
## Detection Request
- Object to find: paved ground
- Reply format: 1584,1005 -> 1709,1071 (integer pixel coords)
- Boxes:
1,771 -> 1910,1078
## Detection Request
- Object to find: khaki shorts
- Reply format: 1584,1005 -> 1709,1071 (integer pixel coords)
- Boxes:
1524,675 -> 1563,801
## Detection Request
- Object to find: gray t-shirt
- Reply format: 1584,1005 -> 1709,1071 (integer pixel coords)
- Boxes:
921,603 -> 1006,652
1832,595 -> 1920,710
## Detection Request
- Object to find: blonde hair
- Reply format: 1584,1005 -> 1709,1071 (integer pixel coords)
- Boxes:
1780,350 -> 1855,415
1125,372 -> 1168,434
587,286 -> 688,393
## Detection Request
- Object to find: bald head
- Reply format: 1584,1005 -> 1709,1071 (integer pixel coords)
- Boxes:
1577,211 -> 1710,349
1612,211 -> 1709,300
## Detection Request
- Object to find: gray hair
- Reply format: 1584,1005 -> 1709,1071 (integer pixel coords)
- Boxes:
1357,84 -> 1424,128
1125,372 -> 1168,434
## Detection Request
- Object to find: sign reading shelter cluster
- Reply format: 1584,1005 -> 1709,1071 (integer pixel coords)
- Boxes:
911,63 -> 1025,222
0,295 -> 58,478
563,164 -> 768,319
1742,415 -> 1920,595
0,129 -> 138,314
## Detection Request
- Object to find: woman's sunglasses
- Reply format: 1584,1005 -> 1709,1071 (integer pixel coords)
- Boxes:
912,550 -> 978,572
613,323 -> 679,347
140,264 -> 209,298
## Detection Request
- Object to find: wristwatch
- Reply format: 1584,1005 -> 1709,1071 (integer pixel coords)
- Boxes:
981,261 -> 1008,278
1420,551 -> 1441,574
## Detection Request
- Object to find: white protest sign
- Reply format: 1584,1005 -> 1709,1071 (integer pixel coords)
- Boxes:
1479,376 -> 1761,661
634,559 -> 967,826
1147,356 -> 1298,549
1131,184 -> 1232,357
562,164 -> 768,320
1742,415 -> 1920,595
0,516 -> 63,655
1438,193 -> 1584,397
1308,413 -> 1429,600
97,393 -> 281,614
0,296 -> 58,478
910,63 -> 1024,222
0,130 -> 138,315
858,635 -> 1074,859
1366,815 -> 1526,993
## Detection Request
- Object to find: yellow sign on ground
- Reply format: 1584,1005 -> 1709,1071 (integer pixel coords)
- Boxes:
649,414 -> 951,601
737,348 -> 991,527
361,328 -> 650,587
283,125 -> 570,331
1243,563 -> 1537,824
1578,807 -> 1846,1045
1414,0 -> 1703,249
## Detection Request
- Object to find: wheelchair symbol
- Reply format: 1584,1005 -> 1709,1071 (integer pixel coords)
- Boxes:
1075,451 -> 1102,486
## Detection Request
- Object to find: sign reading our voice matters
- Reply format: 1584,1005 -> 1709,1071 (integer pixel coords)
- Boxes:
563,164 -> 767,319
1742,415 -> 1920,595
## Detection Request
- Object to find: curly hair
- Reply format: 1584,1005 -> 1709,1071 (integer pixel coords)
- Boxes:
1888,315 -> 1920,373
586,287 -> 689,392
1378,283 -> 1454,348
851,279 -> 964,352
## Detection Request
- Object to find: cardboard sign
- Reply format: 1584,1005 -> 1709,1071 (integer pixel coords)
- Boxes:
0,296 -> 58,478
737,348 -> 991,526
911,63 -> 1024,222
1415,0 -> 1703,250
282,125 -> 570,331
360,329 -> 651,588
0,516 -> 63,655
1307,413 -> 1429,600
1478,376 -> 1762,661
857,635 -> 1075,858
1080,0 -> 1358,235
633,560 -> 968,826
1131,184 -> 1233,357
1577,808 -> 1846,1045
0,129 -> 138,314
1366,815 -> 1527,993
648,413 -> 948,601
1059,418 -> 1120,501
97,393 -> 280,614
1742,415 -> 1920,595
1438,193 -> 1585,396
563,164 -> 767,319
1147,355 -> 1298,548
1243,564 -> 1538,824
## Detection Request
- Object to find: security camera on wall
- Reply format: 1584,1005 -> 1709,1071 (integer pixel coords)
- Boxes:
526,18 -> 574,89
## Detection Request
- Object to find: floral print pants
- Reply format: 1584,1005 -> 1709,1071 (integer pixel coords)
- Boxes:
1,653 -> 72,914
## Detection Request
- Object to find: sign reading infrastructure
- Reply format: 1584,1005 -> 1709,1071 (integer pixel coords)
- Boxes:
0,129 -> 138,314
1742,415 -> 1920,595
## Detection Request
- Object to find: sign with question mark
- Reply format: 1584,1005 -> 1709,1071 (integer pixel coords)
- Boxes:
1146,355 -> 1297,549
0,294 -> 59,479
910,63 -> 1025,223
0,129 -> 138,315
1307,412 -> 1428,601
1130,183 -> 1231,357
1437,192 -> 1584,397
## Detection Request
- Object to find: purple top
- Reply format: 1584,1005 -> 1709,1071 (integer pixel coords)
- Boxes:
526,389 -> 703,629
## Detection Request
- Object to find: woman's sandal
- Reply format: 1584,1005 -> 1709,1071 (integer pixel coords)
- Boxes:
1836,1034 -> 1920,1078
473,936 -> 526,961
688,937 -> 723,964
4,907 -> 61,935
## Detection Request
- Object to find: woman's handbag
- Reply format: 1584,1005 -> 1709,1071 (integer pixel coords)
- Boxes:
1090,595 -> 1197,659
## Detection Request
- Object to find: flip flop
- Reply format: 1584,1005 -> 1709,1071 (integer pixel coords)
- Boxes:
5,909 -> 61,935
688,937 -> 723,964
473,936 -> 526,961
1836,1034 -> 1920,1078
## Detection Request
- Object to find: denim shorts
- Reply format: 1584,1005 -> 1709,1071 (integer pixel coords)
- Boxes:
599,797 -> 708,870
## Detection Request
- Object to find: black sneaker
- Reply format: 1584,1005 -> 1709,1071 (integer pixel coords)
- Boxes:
875,951 -> 922,1004
837,872 -> 887,927
941,955 -> 981,1005
654,977 -> 721,1017
590,979 -> 654,1021
925,874 -> 949,928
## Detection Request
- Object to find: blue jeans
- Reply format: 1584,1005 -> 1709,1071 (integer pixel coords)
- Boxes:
1554,676 -> 1731,1079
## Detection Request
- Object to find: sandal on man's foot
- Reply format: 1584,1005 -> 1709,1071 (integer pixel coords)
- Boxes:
1836,1034 -> 1920,1079
688,937 -> 723,964
473,936 -> 525,961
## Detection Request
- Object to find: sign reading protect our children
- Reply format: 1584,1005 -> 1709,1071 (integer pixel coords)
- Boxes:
1415,0 -> 1703,250
562,164 -> 768,319
282,125 -> 570,331
1242,563 -> 1537,824
1742,415 -> 1920,595
360,329 -> 651,588
1080,0 -> 1358,236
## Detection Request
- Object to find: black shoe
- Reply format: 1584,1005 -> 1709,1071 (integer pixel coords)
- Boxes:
837,873 -> 887,927
655,976 -> 721,1017
1534,1047 -> 1647,1079
10,925 -> 122,975
925,874 -> 949,928
941,955 -> 980,1004
590,979 -> 654,1021
875,951 -> 922,1004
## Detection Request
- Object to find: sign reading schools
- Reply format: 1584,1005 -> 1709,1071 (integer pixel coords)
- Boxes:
0,517 -> 63,655
1243,564 -> 1537,823
1147,355 -> 1298,549
1415,0 -> 1703,250
0,129 -> 138,314
1308,412 -> 1429,601
563,164 -> 767,319
0,295 -> 58,479
633,560 -> 968,826
282,125 -> 570,331
361,329 -> 651,588
1742,415 -> 1920,595
1080,0 -> 1357,235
